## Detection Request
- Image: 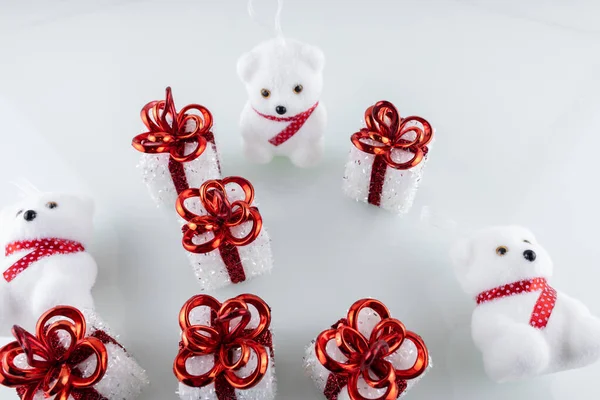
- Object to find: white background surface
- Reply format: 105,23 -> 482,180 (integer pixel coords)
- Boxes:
1,0 -> 600,398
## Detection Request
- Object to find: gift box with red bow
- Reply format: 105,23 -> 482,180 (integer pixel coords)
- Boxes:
174,294 -> 276,400
132,87 -> 221,208
0,305 -> 149,399
343,101 -> 434,215
175,176 -> 273,291
304,298 -> 430,400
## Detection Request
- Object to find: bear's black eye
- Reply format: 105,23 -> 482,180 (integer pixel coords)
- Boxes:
496,246 -> 508,256
260,89 -> 271,98
16,209 -> 23,217
293,84 -> 303,94
523,239 -> 531,244
46,201 -> 58,209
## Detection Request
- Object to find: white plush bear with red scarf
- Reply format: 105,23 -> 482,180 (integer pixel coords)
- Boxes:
0,193 -> 96,334
451,226 -> 600,381
237,38 -> 326,167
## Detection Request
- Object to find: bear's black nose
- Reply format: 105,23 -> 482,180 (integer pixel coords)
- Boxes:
23,210 -> 37,222
275,105 -> 287,115
523,249 -> 536,262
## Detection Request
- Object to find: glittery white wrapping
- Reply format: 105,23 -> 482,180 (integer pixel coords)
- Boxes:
342,146 -> 427,215
342,119 -> 434,215
177,302 -> 277,400
179,183 -> 274,291
138,141 -> 221,208
303,307 -> 431,399
12,309 -> 149,399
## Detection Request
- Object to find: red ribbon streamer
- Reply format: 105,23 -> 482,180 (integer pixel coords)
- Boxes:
253,102 -> 319,146
323,372 -> 408,400
213,329 -> 274,400
132,87 -> 216,194
4,239 -> 85,283
476,277 -> 557,329
367,155 -> 388,207
351,101 -> 433,207
175,177 -> 263,285
0,306 -> 108,400
217,242 -> 246,284
173,294 -> 274,400
315,299 -> 429,400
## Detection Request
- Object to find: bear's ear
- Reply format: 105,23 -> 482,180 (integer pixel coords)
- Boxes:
450,237 -> 472,273
237,51 -> 260,83
299,43 -> 325,72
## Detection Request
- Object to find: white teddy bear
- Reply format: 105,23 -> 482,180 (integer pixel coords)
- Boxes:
237,38 -> 327,167
0,193 -> 97,334
451,225 -> 600,381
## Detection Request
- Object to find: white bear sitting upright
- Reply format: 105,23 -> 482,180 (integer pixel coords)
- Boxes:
451,226 -> 600,381
0,193 -> 97,335
237,38 -> 327,167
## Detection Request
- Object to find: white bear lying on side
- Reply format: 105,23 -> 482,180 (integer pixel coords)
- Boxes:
0,193 -> 97,334
451,225 -> 600,381
237,38 -> 327,167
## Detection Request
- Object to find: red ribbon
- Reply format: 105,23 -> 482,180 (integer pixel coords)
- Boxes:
476,277 -> 557,329
315,299 -> 429,400
351,101 -> 433,207
173,294 -> 274,400
175,177 -> 263,285
254,102 -> 319,146
132,87 -> 217,194
0,306 -> 108,400
4,239 -> 85,283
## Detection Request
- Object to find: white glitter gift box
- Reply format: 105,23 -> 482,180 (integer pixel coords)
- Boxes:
0,305 -> 149,399
132,87 -> 221,208
175,176 -> 273,291
342,101 -> 434,215
304,298 -> 430,400
173,294 -> 276,400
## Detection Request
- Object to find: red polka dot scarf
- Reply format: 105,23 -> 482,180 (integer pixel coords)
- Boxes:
476,277 -> 557,329
4,239 -> 85,283
254,102 -> 319,146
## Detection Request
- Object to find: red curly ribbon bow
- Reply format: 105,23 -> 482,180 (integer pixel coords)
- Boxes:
131,87 -> 218,194
173,294 -> 273,400
0,306 -> 108,400
351,101 -> 433,207
175,177 -> 263,284
315,299 -> 429,400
